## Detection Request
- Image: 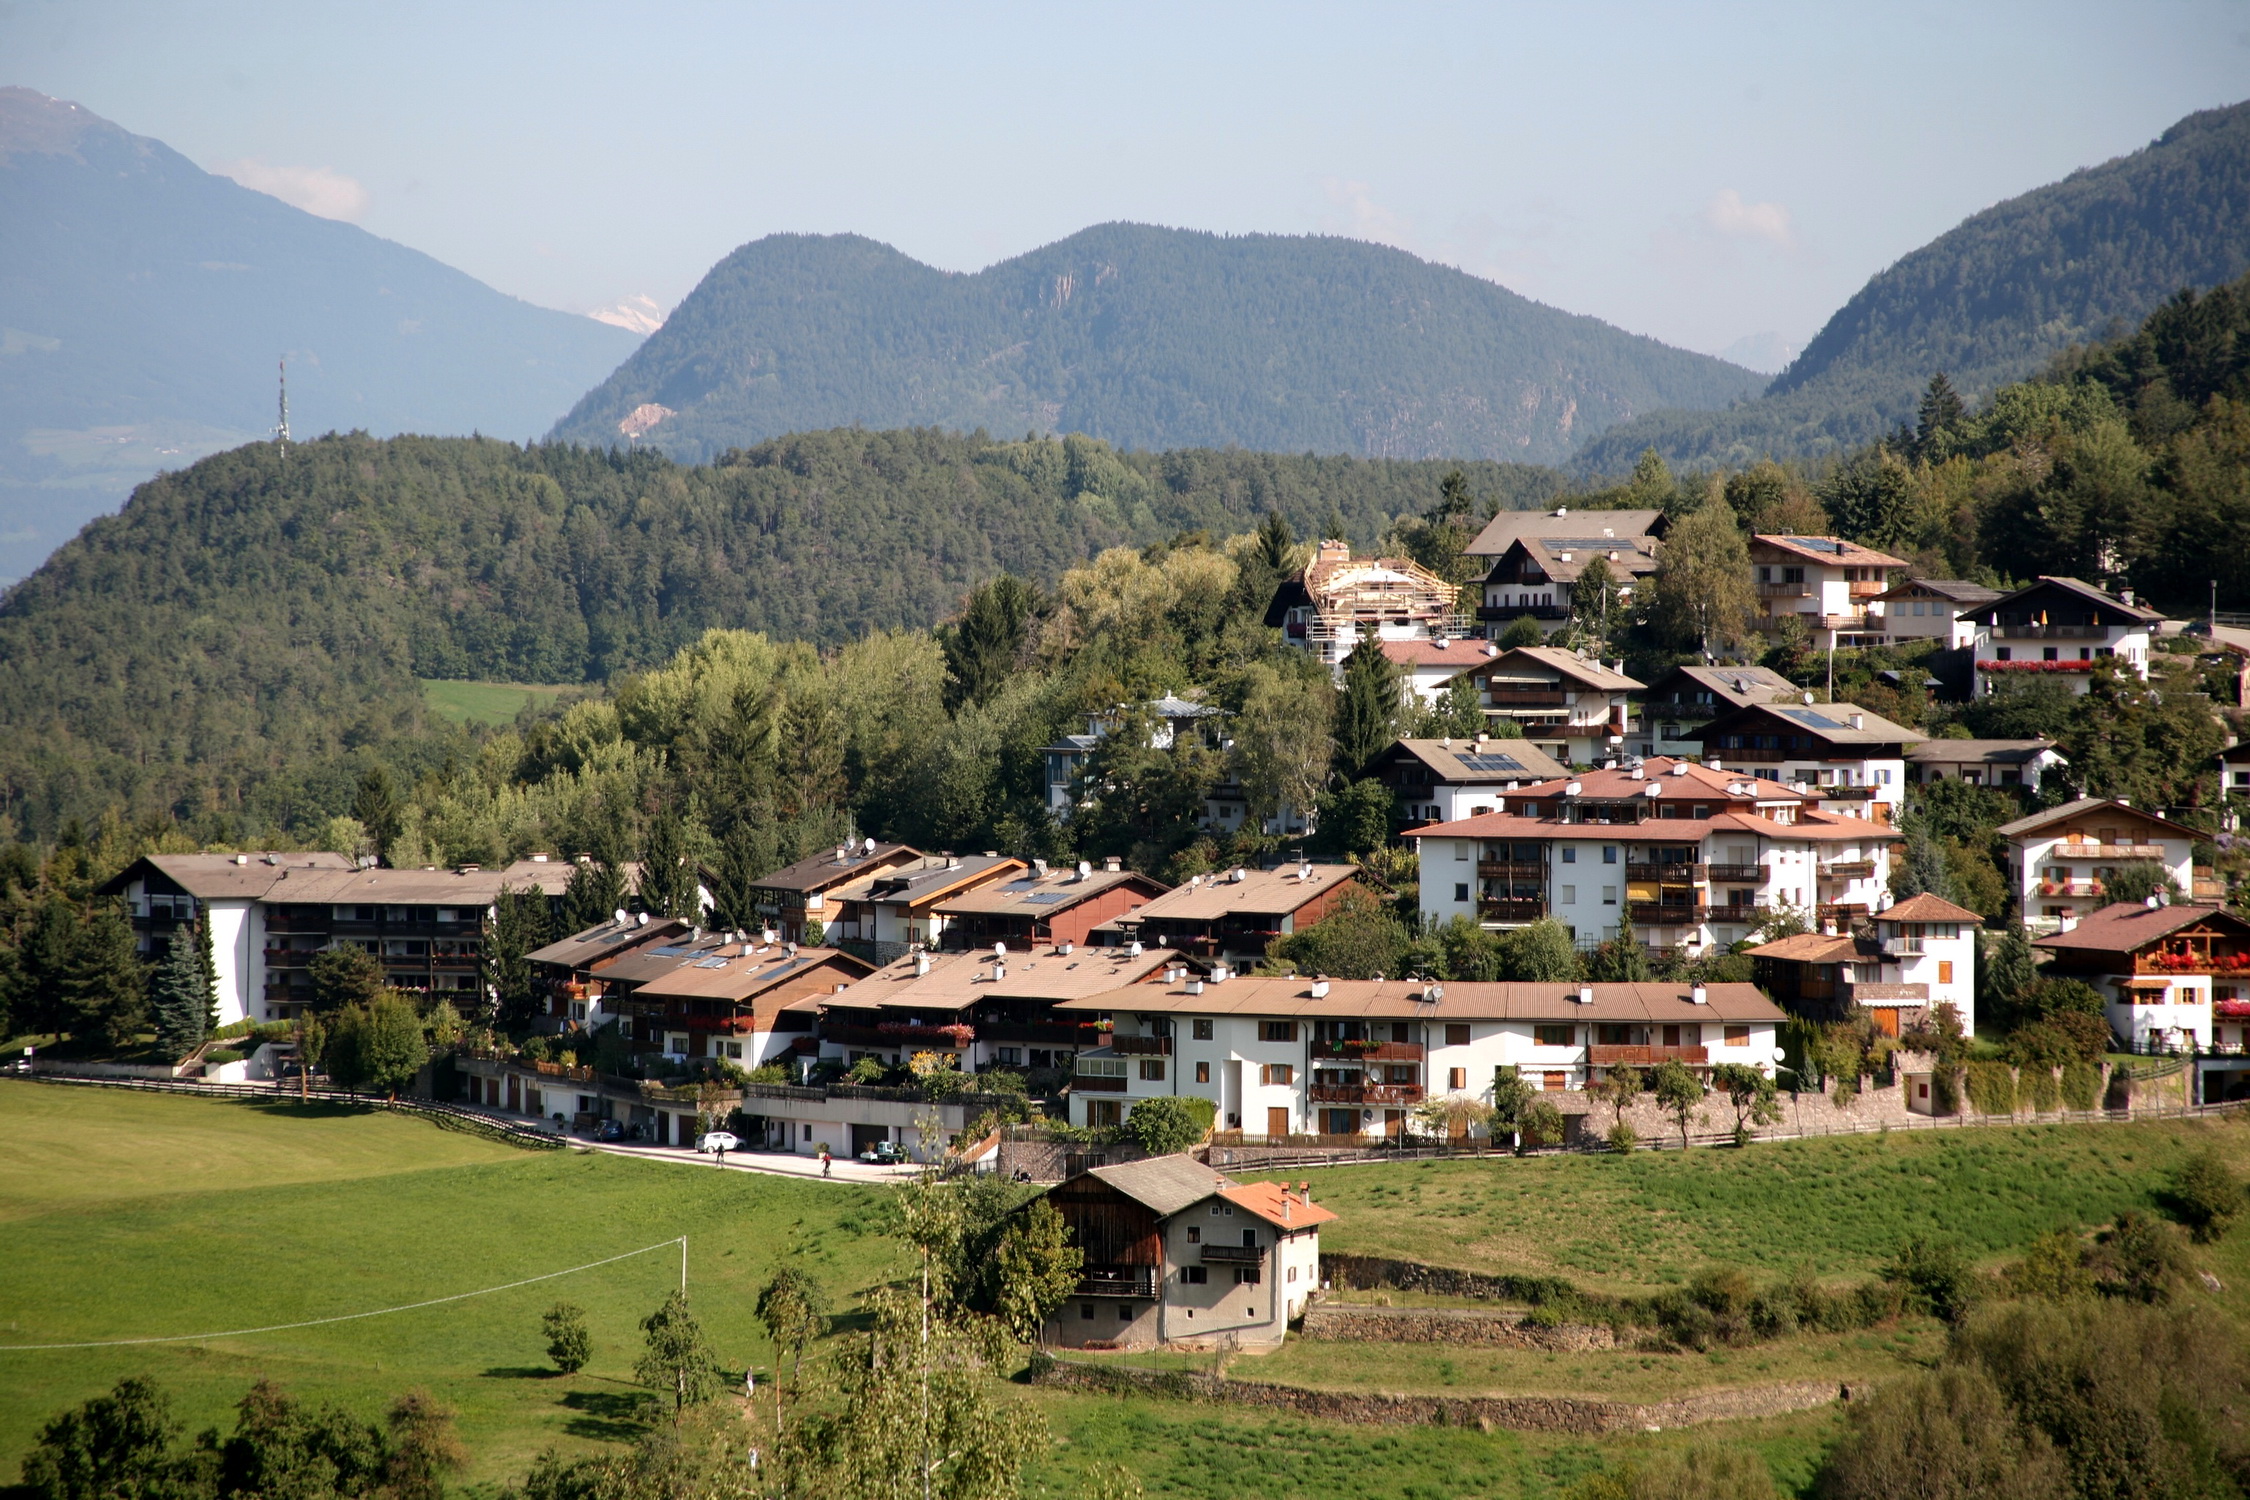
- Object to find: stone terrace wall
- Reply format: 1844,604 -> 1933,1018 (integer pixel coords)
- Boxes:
1027,1357 -> 1860,1433
1300,1304 -> 1614,1351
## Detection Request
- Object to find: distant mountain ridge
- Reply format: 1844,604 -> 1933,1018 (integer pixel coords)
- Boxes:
0,86 -> 641,582
547,223 -> 1765,466
1575,99 -> 2250,473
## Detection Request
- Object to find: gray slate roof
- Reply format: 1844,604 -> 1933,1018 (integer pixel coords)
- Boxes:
1086,1155 -> 1235,1216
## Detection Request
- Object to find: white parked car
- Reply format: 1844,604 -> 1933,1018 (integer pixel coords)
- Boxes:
696,1131 -> 740,1154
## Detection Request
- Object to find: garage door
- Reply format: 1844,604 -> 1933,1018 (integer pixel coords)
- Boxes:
851,1124 -> 889,1156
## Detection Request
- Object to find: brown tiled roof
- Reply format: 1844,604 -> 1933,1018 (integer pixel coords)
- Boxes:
1083,1155 -> 1233,1216
1689,701 -> 1923,749
1995,798 -> 2209,841
1905,739 -> 2057,765
1751,535 -> 1909,568
931,866 -> 1165,917
102,852 -> 356,900
1463,645 -> 1642,692
1057,976 -> 1785,1024
629,945 -> 873,1001
1465,506 -> 1664,559
1383,738 -> 1570,785
1380,639 -> 1506,670
1400,757 -> 1886,844
2033,901 -> 2250,954
829,854 -> 1023,910
527,917 -> 692,970
824,945 -> 1186,1015
753,842 -> 919,893
1114,864 -> 1361,923
1746,932 -> 1872,963
1881,893 -> 1986,923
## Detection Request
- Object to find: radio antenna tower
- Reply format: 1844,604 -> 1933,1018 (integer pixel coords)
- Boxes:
274,360 -> 292,458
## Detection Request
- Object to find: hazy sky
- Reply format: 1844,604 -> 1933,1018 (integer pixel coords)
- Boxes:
7,1 -> 2248,364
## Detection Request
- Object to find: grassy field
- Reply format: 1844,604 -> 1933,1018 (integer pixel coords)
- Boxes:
418,679 -> 577,727
1257,1117 -> 2250,1293
0,1084 -> 894,1484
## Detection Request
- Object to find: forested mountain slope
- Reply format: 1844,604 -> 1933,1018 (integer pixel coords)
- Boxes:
1576,100 -> 2250,473
0,87 -> 640,584
0,427 -> 1558,834
547,223 -> 1763,467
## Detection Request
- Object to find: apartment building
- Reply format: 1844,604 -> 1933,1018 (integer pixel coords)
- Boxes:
1749,892 -> 1983,1036
1265,540 -> 1470,674
815,941 -> 1186,1078
1403,758 -> 1893,953
1866,578 -> 1999,648
1998,798 -> 2206,929
1054,975 -> 1784,1139
102,853 -> 567,1024
2033,901 -> 2250,1061
1907,738 -> 2066,788
1750,535 -> 1908,649
932,860 -> 1167,952
528,914 -> 693,1031
1440,645 -> 1642,766
826,853 -> 1024,962
1685,700 -> 1920,824
1630,664 -> 1797,759
1091,863 -> 1363,969
747,840 -> 921,943
1966,577 -> 2161,697
584,930 -> 871,1066
1041,1157 -> 1332,1352
1371,736 -> 1570,826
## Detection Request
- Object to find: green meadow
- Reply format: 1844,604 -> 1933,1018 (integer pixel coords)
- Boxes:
418,679 -> 577,727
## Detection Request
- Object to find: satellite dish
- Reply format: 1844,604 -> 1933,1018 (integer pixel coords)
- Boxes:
1772,1047 -> 1788,1063
613,908 -> 629,925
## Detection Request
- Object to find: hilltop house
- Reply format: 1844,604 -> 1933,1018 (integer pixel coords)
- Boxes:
1440,645 -> 1643,765
1265,540 -> 1470,674
1748,893 -> 1983,1036
1751,535 -> 1908,649
1381,638 -> 1510,706
1474,530 -> 1661,639
2033,903 -> 2250,1080
1090,863 -> 1363,969
747,840 -> 921,944
1684,700 -> 1920,824
1372,736 -> 1570,826
1966,577 -> 2161,697
1866,578 -> 2000,649
1055,975 -> 1784,1138
1040,1157 -> 1333,1352
1403,757 -> 1893,953
103,853 -> 570,1025
1997,798 -> 2206,930
1630,664 -> 1797,760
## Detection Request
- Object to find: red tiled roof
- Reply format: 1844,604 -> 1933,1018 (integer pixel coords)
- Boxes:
1881,893 -> 1985,923
1218,1181 -> 1339,1231
1381,639 -> 1503,670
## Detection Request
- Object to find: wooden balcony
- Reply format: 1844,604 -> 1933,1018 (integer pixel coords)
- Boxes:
1589,1044 -> 1708,1065
2051,843 -> 2166,859
1478,898 -> 1547,922
1996,623 -> 2106,639
1484,688 -> 1567,706
1478,861 -> 1547,878
1478,602 -> 1569,621
1199,1244 -> 1265,1265
1706,863 -> 1762,882
2132,952 -> 2250,977
1626,862 -> 1706,881
1076,1265 -> 1159,1299
1109,1035 -> 1173,1056
1072,1074 -> 1128,1092
1307,1082 -> 1425,1105
1628,902 -> 1707,926
1821,860 -> 1876,879
1756,581 -> 1814,597
1309,1039 -> 1424,1061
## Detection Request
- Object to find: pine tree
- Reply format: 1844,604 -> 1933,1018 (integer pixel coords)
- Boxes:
939,574 -> 1039,713
1916,372 -> 1967,456
1896,812 -> 1957,902
352,769 -> 402,863
637,806 -> 702,921
63,907 -> 147,1049
1333,639 -> 1403,778
560,817 -> 629,933
484,884 -> 552,1029
150,925 -> 210,1058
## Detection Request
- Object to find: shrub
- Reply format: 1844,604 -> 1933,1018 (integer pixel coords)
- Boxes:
542,1302 -> 591,1374
1565,1440 -> 1782,1500
1122,1096 -> 1216,1155
1606,1120 -> 1639,1154
2097,1212 -> 2186,1303
2059,1060 -> 2101,1110
1886,1236 -> 1977,1324
1963,1061 -> 2017,1117
2005,1228 -> 2095,1302
1929,1066 -> 1963,1115
2164,1149 -> 2244,1244
202,1048 -> 245,1066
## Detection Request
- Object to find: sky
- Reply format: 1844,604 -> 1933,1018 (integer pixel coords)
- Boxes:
5,1 -> 2248,368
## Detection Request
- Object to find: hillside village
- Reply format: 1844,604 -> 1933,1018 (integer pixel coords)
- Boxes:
58,519 -> 2250,1174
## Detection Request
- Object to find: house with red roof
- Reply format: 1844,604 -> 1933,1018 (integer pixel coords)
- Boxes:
1748,892 -> 1983,1035
1040,1155 -> 1335,1352
1401,756 -> 1893,954
1380,637 -> 1507,706
2033,901 -> 2250,1062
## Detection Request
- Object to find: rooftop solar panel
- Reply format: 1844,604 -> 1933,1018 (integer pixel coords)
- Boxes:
694,957 -> 730,969
1023,891 -> 1072,904
1457,753 -> 1529,773
1782,709 -> 1844,729
1783,537 -> 1845,553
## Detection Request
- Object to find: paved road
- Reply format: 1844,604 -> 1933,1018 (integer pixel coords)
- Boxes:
584,1140 -> 921,1184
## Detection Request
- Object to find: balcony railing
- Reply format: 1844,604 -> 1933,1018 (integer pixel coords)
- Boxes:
1109,1035 -> 1172,1055
1995,623 -> 2107,639
2039,879 -> 2103,898
1645,701 -> 1721,721
1628,902 -> 1707,926
1072,1075 -> 1128,1092
1626,862 -> 1705,881
1478,861 -> 1547,878
969,1020 -> 1097,1046
1706,863 -> 1762,882
1307,1083 -> 1425,1105
1484,689 -> 1568,706
1477,602 -> 1569,621
1847,580 -> 1890,597
2133,952 -> 2250,976
1882,936 -> 1925,957
1756,581 -> 1814,597
1821,860 -> 1876,879
1076,1266 -> 1159,1299
1812,786 -> 1880,801
1199,1244 -> 1265,1264
1589,1044 -> 1708,1065
1478,898 -> 1547,921
2051,842 -> 2166,859
1309,1039 -> 1424,1061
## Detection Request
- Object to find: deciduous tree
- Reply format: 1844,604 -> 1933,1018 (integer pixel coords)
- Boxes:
635,1290 -> 723,1419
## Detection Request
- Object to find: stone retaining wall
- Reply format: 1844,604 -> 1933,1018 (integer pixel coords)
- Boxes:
1300,1304 -> 1614,1351
1320,1253 -> 1578,1306
1027,1357 -> 1857,1433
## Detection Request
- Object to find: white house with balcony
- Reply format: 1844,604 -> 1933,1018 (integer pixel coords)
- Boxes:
1908,738 -> 2067,789
1474,531 -> 1661,639
2031,900 -> 2250,1062
1747,892 -> 1982,1036
1370,736 -> 1570,826
1437,645 -> 1642,766
1751,535 -> 1908,650
1401,758 -> 1893,955
1966,577 -> 2160,697
1265,541 -> 1470,676
1684,700 -> 1920,825
1998,798 -> 2206,930
1056,974 -> 1783,1140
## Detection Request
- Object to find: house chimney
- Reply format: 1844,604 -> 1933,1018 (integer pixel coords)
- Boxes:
1577,986 -> 1593,1005
1708,757 -> 1723,772
1847,713 -> 1864,730
1185,978 -> 1205,995
993,963 -> 1006,981
1058,941 -> 1074,955
1692,985 -> 1708,1005
1211,964 -> 1230,983
1230,867 -> 1247,883
1034,858 -> 1048,877
1309,978 -> 1330,998
914,952 -> 931,977
234,854 -> 248,865
1103,856 -> 1121,873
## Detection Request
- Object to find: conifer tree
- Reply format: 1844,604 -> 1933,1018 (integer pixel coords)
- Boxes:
1333,639 -> 1403,779
150,925 -> 210,1058
63,908 -> 147,1049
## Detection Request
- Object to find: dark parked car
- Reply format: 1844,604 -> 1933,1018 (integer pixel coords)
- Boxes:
595,1120 -> 624,1142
